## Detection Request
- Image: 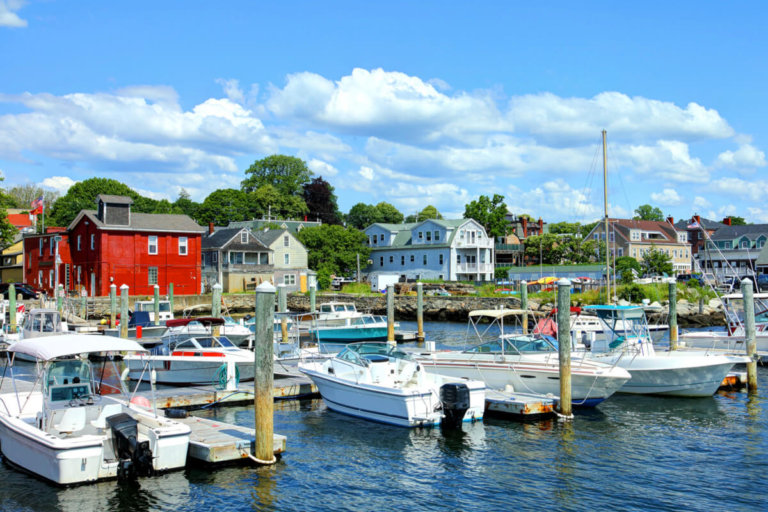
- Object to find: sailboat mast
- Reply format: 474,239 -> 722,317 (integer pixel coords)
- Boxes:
602,129 -> 611,304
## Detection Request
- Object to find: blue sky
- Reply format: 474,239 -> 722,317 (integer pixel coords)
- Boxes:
1,1 -> 767,224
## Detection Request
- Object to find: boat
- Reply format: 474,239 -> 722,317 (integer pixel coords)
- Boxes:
679,292 -> 768,355
3,308 -> 70,362
299,342 -> 485,428
298,302 -> 390,343
124,317 -> 255,385
135,299 -> 174,322
0,334 -> 191,485
182,305 -> 253,346
534,306 -> 668,344
578,305 -> 749,396
412,309 -> 632,407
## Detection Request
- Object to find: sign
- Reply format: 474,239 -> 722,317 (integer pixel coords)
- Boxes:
54,235 -> 62,242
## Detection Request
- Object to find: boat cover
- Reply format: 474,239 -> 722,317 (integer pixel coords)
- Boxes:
9,334 -> 147,361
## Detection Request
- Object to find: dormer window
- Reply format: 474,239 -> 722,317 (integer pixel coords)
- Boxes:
426,232 -> 432,242
418,231 -> 423,241
284,235 -> 290,247
241,232 -> 248,243
434,231 -> 440,241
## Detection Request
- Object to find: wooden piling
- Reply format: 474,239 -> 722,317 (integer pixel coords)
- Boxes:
57,284 -> 64,314
153,284 -> 160,326
169,283 -> 174,313
309,283 -> 316,313
109,284 -> 116,328
254,282 -> 277,464
416,282 -> 424,343
278,284 -> 288,343
668,279 -> 678,350
212,283 -> 222,337
8,285 -> 16,333
521,281 -> 528,334
387,284 -> 395,342
742,278 -> 758,393
556,279 -> 573,418
119,284 -> 129,338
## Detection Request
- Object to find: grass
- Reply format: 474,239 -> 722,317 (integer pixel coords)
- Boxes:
339,282 -> 377,295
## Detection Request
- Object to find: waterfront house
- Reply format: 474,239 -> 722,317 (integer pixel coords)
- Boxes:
228,217 -> 321,236
585,218 -> 691,275
252,229 -> 311,292
363,219 -> 495,282
1,209 -> 37,283
496,214 -> 547,267
673,215 -> 727,260
201,225 -> 273,293
697,223 -> 768,279
24,195 -> 204,296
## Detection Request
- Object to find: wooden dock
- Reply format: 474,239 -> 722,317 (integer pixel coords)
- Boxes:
484,389 -> 555,419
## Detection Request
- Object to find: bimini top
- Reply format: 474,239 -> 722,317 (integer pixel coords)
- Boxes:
8,334 -> 147,361
165,317 -> 225,328
468,309 -> 541,319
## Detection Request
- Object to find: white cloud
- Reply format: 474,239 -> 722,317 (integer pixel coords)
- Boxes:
307,158 -> 339,177
216,78 -> 245,104
0,0 -> 27,28
692,196 -> 711,211
359,166 -> 374,180
41,176 -> 76,194
650,188 -> 682,206
715,143 -> 767,171
508,92 -> 733,144
619,140 -> 706,182
709,177 -> 768,203
387,182 -> 470,218
747,207 -> 768,224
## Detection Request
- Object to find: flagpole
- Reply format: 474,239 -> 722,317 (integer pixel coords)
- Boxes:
42,199 -> 45,233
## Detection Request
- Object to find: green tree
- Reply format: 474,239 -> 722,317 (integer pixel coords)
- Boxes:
173,189 -> 200,220
346,202 -> 404,229
728,216 -> 748,226
6,184 -> 59,210
297,225 -> 371,285
463,194 -> 509,238
0,178 -> 16,247
548,221 -> 582,235
374,202 -> 404,224
241,155 -> 314,197
48,178 -> 136,227
633,204 -> 664,221
250,184 -> 308,220
615,255 -> 642,276
523,233 -> 565,265
195,189 -> 252,225
303,177 -> 342,225
562,237 -> 600,264
641,246 -> 674,276
405,205 -> 443,223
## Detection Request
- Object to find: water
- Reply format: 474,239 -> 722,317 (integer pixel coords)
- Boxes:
0,321 -> 766,511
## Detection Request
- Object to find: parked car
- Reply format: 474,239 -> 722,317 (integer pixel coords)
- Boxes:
721,275 -> 768,292
0,282 -> 42,300
676,274 -> 704,286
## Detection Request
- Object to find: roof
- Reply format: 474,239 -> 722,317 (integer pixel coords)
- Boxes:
674,217 -> 725,231
7,213 -> 33,228
202,227 -> 270,250
252,229 -> 288,247
709,224 -> 768,241
69,210 -> 205,233
228,219 -> 321,235
366,218 -> 485,250
9,334 -> 146,361
96,194 -> 133,205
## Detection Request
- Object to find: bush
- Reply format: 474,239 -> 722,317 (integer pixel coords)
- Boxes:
495,267 -> 510,279
618,283 -> 645,303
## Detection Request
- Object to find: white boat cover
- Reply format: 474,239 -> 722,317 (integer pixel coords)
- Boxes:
8,334 -> 147,361
468,309 -> 540,319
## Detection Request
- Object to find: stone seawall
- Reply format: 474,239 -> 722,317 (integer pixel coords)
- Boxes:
28,292 -> 725,328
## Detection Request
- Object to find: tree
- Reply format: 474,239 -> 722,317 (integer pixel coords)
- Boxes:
641,246 -> 674,276
250,184 -> 308,220
633,204 -> 664,221
548,221 -> 582,235
405,205 -> 443,223
728,216 -> 748,226
562,237 -> 601,264
615,256 -> 641,276
346,202 -> 404,229
463,194 -> 509,238
6,184 -> 59,210
374,202 -> 404,224
195,189 -> 252,225
173,189 -> 200,220
0,178 -> 16,247
241,155 -> 314,197
303,177 -> 342,225
523,234 -> 565,265
297,225 -> 371,288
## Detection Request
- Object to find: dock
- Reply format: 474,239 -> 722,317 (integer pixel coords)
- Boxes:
484,389 -> 555,419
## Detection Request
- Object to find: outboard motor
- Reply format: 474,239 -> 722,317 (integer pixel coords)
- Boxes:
107,413 -> 154,480
439,382 -> 470,430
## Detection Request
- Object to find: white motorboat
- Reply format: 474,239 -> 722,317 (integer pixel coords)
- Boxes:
0,335 -> 191,485
299,342 -> 485,428
295,302 -> 390,343
413,309 -> 632,407
124,317 -> 255,386
534,306 -> 668,344
161,316 -> 252,347
579,305 -> 749,397
5,308 -> 69,362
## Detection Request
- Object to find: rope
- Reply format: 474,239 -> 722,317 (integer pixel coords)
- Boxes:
212,363 -> 240,390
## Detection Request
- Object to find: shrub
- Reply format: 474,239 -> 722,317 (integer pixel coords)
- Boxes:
618,283 -> 645,303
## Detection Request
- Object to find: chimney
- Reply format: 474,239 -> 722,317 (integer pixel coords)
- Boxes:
521,217 -> 528,238
694,215 -> 701,224
538,218 -> 543,233
722,217 -> 732,226
208,222 -> 215,234
666,216 -> 674,224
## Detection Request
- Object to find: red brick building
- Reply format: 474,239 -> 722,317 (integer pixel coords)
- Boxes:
24,195 -> 204,296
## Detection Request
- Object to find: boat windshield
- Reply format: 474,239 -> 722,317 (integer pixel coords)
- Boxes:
339,343 -> 411,364
174,336 -> 236,350
46,359 -> 92,394
466,335 -> 557,354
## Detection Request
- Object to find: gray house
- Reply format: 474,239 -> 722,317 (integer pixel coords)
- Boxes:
698,224 -> 768,279
363,219 -> 495,282
202,226 -> 273,293
252,229 -> 311,292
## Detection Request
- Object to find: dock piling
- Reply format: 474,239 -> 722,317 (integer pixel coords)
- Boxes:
169,283 -> 174,313
742,278 -> 758,393
668,279 -> 678,350
309,283 -> 316,313
153,284 -> 160,326
8,285 -> 16,333
278,284 -> 288,343
254,282 -> 277,464
387,284 -> 395,343
109,284 -> 116,328
416,282 -> 424,343
119,284 -> 129,339
212,283 -> 222,337
57,284 -> 64,314
521,281 -> 528,334
556,279 -> 573,419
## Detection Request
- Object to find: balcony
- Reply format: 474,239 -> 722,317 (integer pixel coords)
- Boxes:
455,263 -> 494,274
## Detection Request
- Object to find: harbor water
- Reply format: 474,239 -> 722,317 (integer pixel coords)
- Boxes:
0,321 -> 766,511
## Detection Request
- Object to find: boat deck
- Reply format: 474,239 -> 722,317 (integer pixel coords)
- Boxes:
484,389 -> 555,419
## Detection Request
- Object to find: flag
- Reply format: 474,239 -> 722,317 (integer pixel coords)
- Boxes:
29,196 -> 44,215
686,221 -> 700,229
30,205 -> 43,215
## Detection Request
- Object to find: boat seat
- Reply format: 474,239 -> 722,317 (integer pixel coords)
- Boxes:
54,407 -> 87,434
90,403 -> 123,430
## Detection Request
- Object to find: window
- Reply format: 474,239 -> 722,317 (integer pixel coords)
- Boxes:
38,270 -> 42,285
380,257 -> 384,266
229,252 -> 243,264
179,236 -> 188,255
284,274 -> 296,285
90,234 -> 95,250
439,254 -> 444,265
212,252 -> 218,263
593,233 -> 599,241
379,234 -> 384,243
76,266 -> 81,284
401,255 -> 405,265
77,235 -> 81,251
609,232 -> 615,242
460,230 -> 465,239
284,253 -> 290,265
410,255 -> 414,263
423,255 -> 427,265
148,267 -> 158,285
457,254 -> 461,263
49,238 -> 53,256
39,238 -> 43,256
389,256 -> 394,263
617,248 -> 624,257
426,231 -> 432,241
284,235 -> 290,247
241,232 -> 248,243
434,231 -> 440,241
49,269 -> 53,287
148,235 -> 158,255
418,231 -> 423,240
740,239 -> 750,249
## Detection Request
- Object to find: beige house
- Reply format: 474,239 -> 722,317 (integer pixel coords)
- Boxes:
253,229 -> 310,292
586,218 -> 691,274
0,235 -> 24,284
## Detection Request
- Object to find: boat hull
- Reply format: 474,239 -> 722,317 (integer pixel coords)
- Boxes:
300,366 -> 485,427
679,331 -> 768,355
126,357 -> 255,385
312,326 -> 388,343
